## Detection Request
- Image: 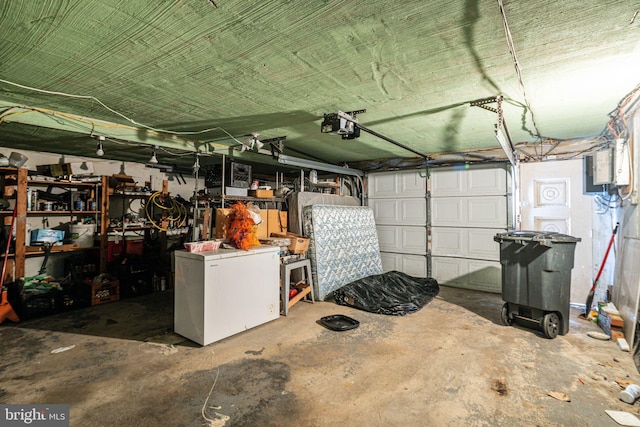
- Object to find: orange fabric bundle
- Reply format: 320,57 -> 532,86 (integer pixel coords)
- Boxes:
228,202 -> 261,250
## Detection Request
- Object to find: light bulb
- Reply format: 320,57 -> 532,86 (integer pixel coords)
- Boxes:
95,135 -> 105,156
149,145 -> 158,164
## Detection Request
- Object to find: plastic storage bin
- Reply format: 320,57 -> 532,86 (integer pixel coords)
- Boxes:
494,231 -> 581,339
125,236 -> 144,255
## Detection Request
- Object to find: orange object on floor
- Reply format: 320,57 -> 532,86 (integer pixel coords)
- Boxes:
0,289 -> 19,324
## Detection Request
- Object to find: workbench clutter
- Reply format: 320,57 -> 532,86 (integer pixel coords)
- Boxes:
271,232 -> 309,254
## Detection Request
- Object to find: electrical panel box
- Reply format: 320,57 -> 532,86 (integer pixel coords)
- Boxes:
594,149 -> 613,185
584,154 -> 608,194
614,138 -> 631,186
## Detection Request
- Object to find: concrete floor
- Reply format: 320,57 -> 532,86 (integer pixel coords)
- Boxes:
1,285 -> 640,426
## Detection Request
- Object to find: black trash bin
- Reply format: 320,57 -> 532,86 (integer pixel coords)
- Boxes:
494,231 -> 581,339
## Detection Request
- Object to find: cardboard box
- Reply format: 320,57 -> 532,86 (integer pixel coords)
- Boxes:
249,189 -> 274,198
216,208 -> 286,240
215,208 -> 232,239
271,232 -> 309,254
268,210 -> 287,235
91,279 -> 120,306
611,328 -> 625,341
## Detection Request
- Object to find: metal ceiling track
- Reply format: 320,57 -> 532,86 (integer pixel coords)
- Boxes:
470,95 -> 517,167
333,110 -> 431,160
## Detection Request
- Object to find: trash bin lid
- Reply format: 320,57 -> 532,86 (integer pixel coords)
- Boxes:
494,230 -> 581,244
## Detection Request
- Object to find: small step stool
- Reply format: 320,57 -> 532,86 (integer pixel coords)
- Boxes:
281,258 -> 314,315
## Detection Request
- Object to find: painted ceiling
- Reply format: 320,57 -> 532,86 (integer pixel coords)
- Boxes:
0,0 -> 639,173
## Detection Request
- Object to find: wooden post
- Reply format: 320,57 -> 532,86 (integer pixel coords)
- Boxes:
99,175 -> 110,273
160,179 -> 168,256
14,168 -> 27,279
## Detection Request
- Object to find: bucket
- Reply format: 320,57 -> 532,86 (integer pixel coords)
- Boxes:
71,223 -> 96,248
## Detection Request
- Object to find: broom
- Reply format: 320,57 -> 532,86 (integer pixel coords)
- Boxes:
0,206 -> 19,323
584,222 -> 619,318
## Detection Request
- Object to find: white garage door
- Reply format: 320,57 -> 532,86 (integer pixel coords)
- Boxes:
368,170 -> 428,278
429,164 -> 512,293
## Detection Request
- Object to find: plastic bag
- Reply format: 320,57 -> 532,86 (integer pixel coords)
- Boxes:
333,271 -> 439,316
228,202 -> 261,250
246,202 -> 263,225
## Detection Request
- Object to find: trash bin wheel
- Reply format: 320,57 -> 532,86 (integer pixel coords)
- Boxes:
500,303 -> 513,326
542,312 -> 560,339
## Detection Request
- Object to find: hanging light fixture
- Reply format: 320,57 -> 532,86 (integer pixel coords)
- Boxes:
95,135 -> 105,157
149,145 -> 158,164
193,152 -> 200,174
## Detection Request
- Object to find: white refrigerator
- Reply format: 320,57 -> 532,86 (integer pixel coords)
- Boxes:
174,245 -> 280,346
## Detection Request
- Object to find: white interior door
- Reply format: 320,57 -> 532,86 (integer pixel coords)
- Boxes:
519,159 -> 593,305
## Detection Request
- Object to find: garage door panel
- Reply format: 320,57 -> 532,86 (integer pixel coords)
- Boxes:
432,257 -> 501,293
431,257 -> 465,284
431,228 -> 464,257
467,168 -> 507,194
377,225 -> 426,254
376,226 -> 400,251
400,227 -> 427,254
400,171 -> 427,197
429,165 -> 509,293
401,254 -> 428,277
467,260 -> 501,293
369,199 -> 397,224
431,198 -> 463,226
370,199 -> 426,225
368,171 -> 426,198
430,169 -> 463,196
368,173 -> 397,198
467,229 -> 502,260
380,252 -> 399,272
432,228 -> 501,260
431,166 -> 507,196
432,197 -> 507,228
466,197 -> 507,227
379,252 -> 427,277
401,198 -> 427,225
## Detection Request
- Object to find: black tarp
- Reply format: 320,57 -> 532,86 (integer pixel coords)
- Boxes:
333,270 -> 439,316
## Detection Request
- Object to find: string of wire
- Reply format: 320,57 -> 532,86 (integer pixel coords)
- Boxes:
144,192 -> 188,230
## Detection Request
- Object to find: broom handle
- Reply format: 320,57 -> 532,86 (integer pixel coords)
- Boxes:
594,222 -> 619,283
0,207 -> 17,288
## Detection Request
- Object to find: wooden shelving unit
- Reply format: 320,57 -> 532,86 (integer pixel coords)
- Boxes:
0,168 -> 110,281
